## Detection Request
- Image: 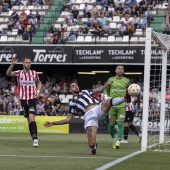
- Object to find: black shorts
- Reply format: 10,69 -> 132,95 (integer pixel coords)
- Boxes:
124,111 -> 135,122
21,99 -> 37,118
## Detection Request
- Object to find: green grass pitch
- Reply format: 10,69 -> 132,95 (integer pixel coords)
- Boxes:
0,133 -> 170,170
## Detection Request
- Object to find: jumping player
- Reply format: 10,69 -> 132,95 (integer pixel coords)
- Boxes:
44,79 -> 131,155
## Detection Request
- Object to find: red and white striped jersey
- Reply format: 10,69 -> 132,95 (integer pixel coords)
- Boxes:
14,70 -> 40,100
126,96 -> 135,111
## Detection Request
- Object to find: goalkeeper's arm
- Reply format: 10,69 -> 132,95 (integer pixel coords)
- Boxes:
44,113 -> 74,127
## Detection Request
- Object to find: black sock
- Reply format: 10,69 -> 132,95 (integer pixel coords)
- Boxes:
124,126 -> 129,140
30,121 -> 38,140
29,123 -> 34,140
129,124 -> 139,136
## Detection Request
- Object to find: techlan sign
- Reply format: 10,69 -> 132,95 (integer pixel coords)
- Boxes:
133,116 -> 170,132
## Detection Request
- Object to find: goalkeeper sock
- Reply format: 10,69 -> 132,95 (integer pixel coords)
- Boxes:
31,121 -> 38,140
129,124 -> 140,136
28,123 -> 33,140
124,126 -> 129,140
109,122 -> 115,139
117,121 -> 124,141
110,98 -> 125,106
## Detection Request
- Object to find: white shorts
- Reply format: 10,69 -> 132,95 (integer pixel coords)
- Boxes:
84,103 -> 107,130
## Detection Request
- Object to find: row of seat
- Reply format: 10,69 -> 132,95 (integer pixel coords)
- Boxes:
11,5 -> 49,10
69,35 -> 146,43
0,35 -> 29,42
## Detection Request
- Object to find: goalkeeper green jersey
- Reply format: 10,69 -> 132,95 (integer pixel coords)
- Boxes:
104,76 -> 130,107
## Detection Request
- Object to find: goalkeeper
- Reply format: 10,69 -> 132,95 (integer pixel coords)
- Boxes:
103,65 -> 130,149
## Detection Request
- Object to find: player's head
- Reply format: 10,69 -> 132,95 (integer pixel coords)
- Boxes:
23,57 -> 31,70
68,80 -> 79,95
115,65 -> 124,77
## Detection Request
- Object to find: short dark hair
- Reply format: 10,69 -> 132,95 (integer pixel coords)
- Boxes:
68,79 -> 78,89
23,57 -> 31,62
116,65 -> 124,69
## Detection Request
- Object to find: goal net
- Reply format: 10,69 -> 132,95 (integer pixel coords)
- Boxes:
141,28 -> 170,151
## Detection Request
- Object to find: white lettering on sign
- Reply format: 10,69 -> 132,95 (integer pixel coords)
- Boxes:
33,49 -> 67,62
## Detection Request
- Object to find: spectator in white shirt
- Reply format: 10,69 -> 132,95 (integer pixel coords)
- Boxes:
107,4 -> 116,17
84,2 -> 91,18
70,21 -> 79,37
30,14 -> 38,34
144,7 -> 153,24
119,21 -> 128,36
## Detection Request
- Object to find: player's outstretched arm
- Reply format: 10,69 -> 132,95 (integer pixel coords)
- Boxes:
6,54 -> 18,77
44,113 -> 74,128
93,80 -> 113,94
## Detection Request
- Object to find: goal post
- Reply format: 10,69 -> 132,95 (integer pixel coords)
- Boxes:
141,28 -> 169,151
141,27 -> 152,151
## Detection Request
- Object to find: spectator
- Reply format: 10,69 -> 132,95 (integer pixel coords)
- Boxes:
119,21 -> 128,36
30,14 -> 38,34
68,14 -> 78,25
0,76 -> 8,89
91,2 -> 99,17
36,10 -> 41,23
62,0 -> 72,11
98,5 -> 106,16
145,7 -> 154,25
115,0 -> 124,7
72,6 -> 79,19
22,27 -> 30,40
70,21 -> 79,37
77,17 -> 83,26
49,23 -> 57,34
18,21 -> 25,35
84,2 -> 91,18
107,4 -> 116,17
62,106 -> 69,116
127,21 -> 135,36
129,0 -> 138,7
92,21 -> 103,36
7,16 -> 16,30
115,3 -> 124,15
44,100 -> 53,116
44,30 -> 53,44
123,4 -> 131,16
91,14 -> 99,27
3,0 -> 11,11
12,0 -> 23,6
106,0 -> 115,10
52,83 -> 61,95
99,13 -> 108,25
20,9 -> 27,21
27,10 -> 33,20
130,6 -> 139,17
81,24 -> 89,34
137,14 -> 147,29
11,9 -> 19,20
102,20 -> 112,35
60,82 -> 68,94
59,27 -> 69,44
52,95 -> 61,115
85,18 -> 91,27
53,31 -> 60,44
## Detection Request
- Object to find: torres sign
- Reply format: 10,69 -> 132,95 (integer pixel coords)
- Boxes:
0,46 -> 73,64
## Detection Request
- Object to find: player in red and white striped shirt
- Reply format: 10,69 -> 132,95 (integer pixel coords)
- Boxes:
121,96 -> 141,143
6,55 -> 42,147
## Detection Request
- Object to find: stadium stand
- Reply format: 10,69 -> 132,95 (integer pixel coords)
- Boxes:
0,0 -> 169,44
